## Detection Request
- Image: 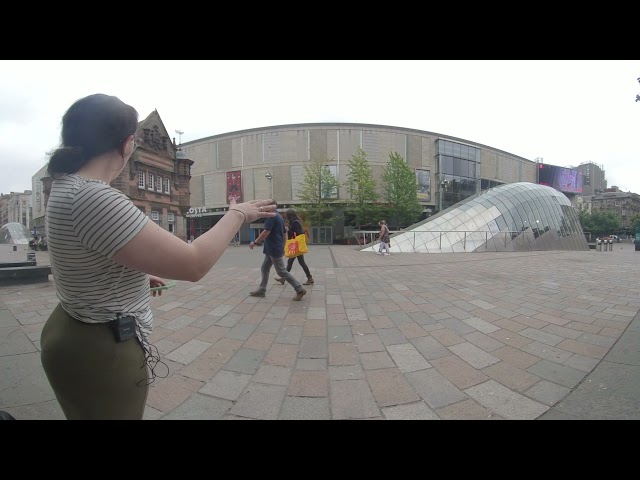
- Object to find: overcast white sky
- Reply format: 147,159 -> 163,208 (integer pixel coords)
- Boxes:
1,60 -> 639,195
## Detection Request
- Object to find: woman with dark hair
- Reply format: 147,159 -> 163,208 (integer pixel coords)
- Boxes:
274,208 -> 314,285
40,93 -> 277,420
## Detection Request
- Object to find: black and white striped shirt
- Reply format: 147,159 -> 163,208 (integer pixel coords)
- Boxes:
45,174 -> 152,344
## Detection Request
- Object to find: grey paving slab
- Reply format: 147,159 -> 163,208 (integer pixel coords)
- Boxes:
0,326 -> 37,356
224,322 -> 257,341
366,367 -> 421,407
3,399 -> 65,420
405,368 -> 468,409
223,348 -> 267,375
464,379 -> 549,420
448,342 -> 501,369
299,337 -> 328,359
526,359 -> 588,389
518,327 -> 565,346
524,380 -> 572,406
257,318 -> 283,334
295,359 -> 326,371
408,312 -> 438,325
215,313 -> 244,328
165,339 -> 212,365
382,401 -> 439,420
522,341 -> 573,363
330,379 -> 380,419
562,353 -> 600,373
462,317 -> 500,334
162,393 -> 233,420
0,309 -> 19,328
410,336 -> 451,360
328,326 -> 353,343
541,324 -> 583,340
274,325 -> 303,345
462,331 -> 505,352
354,334 -> 385,353
199,370 -> 252,401
387,311 -> 414,326
279,396 -> 331,420
307,307 -> 327,320
328,365 -> 365,381
385,343 -> 431,373
0,365 -> 57,409
253,365 -> 292,386
229,383 -> 287,420
435,398 -> 502,420
377,327 -> 408,346
162,315 -> 196,331
438,317 -> 476,335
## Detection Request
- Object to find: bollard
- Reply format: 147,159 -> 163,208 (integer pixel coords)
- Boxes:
596,239 -> 601,251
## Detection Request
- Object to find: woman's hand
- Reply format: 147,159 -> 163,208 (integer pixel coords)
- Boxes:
228,198 -> 277,223
149,275 -> 166,297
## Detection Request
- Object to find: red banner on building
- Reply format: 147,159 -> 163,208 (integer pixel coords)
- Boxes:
226,170 -> 242,203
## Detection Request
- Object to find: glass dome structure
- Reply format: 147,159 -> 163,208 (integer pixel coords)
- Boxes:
0,223 -> 32,245
367,182 -> 589,253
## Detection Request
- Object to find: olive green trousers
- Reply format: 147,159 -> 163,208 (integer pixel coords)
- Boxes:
41,304 -> 149,420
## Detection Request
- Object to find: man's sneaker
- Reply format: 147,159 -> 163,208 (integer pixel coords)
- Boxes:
384,253 -> 391,256
293,288 -> 307,301
249,290 -> 266,297
376,252 -> 382,255
274,276 -> 285,284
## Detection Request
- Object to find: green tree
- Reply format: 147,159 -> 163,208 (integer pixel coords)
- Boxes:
382,151 -> 423,227
343,147 -> 380,227
578,210 -> 621,237
297,158 -> 338,226
629,213 -> 640,232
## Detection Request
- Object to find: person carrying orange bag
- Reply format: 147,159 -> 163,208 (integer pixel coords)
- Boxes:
276,209 -> 314,285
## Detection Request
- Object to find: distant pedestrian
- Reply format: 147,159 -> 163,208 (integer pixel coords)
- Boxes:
274,208 -> 314,285
377,220 -> 391,256
249,203 -> 307,301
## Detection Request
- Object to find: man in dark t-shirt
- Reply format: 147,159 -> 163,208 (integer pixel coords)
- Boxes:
249,207 -> 307,301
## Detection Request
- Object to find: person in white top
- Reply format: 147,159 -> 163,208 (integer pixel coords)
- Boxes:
40,93 -> 276,420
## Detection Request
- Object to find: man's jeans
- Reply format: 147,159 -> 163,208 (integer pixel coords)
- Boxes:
258,255 -> 303,292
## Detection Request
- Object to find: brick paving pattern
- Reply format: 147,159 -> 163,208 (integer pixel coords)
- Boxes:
1,241 -> 639,420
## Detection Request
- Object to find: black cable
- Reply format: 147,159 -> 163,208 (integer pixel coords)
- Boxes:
135,323 -> 169,387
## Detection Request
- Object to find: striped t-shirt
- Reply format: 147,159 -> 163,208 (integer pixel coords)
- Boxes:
45,174 -> 152,344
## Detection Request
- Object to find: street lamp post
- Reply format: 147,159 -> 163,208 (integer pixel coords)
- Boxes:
265,172 -> 273,198
265,145 -> 274,199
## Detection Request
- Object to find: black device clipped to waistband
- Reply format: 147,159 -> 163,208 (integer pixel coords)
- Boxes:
112,314 -> 137,343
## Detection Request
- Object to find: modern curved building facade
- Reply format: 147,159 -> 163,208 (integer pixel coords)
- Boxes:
368,182 -> 589,253
181,123 -> 542,242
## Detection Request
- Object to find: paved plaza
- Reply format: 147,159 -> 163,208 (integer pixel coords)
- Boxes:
1,241 -> 639,420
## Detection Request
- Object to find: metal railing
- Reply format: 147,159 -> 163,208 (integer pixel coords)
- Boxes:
353,229 -> 567,253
